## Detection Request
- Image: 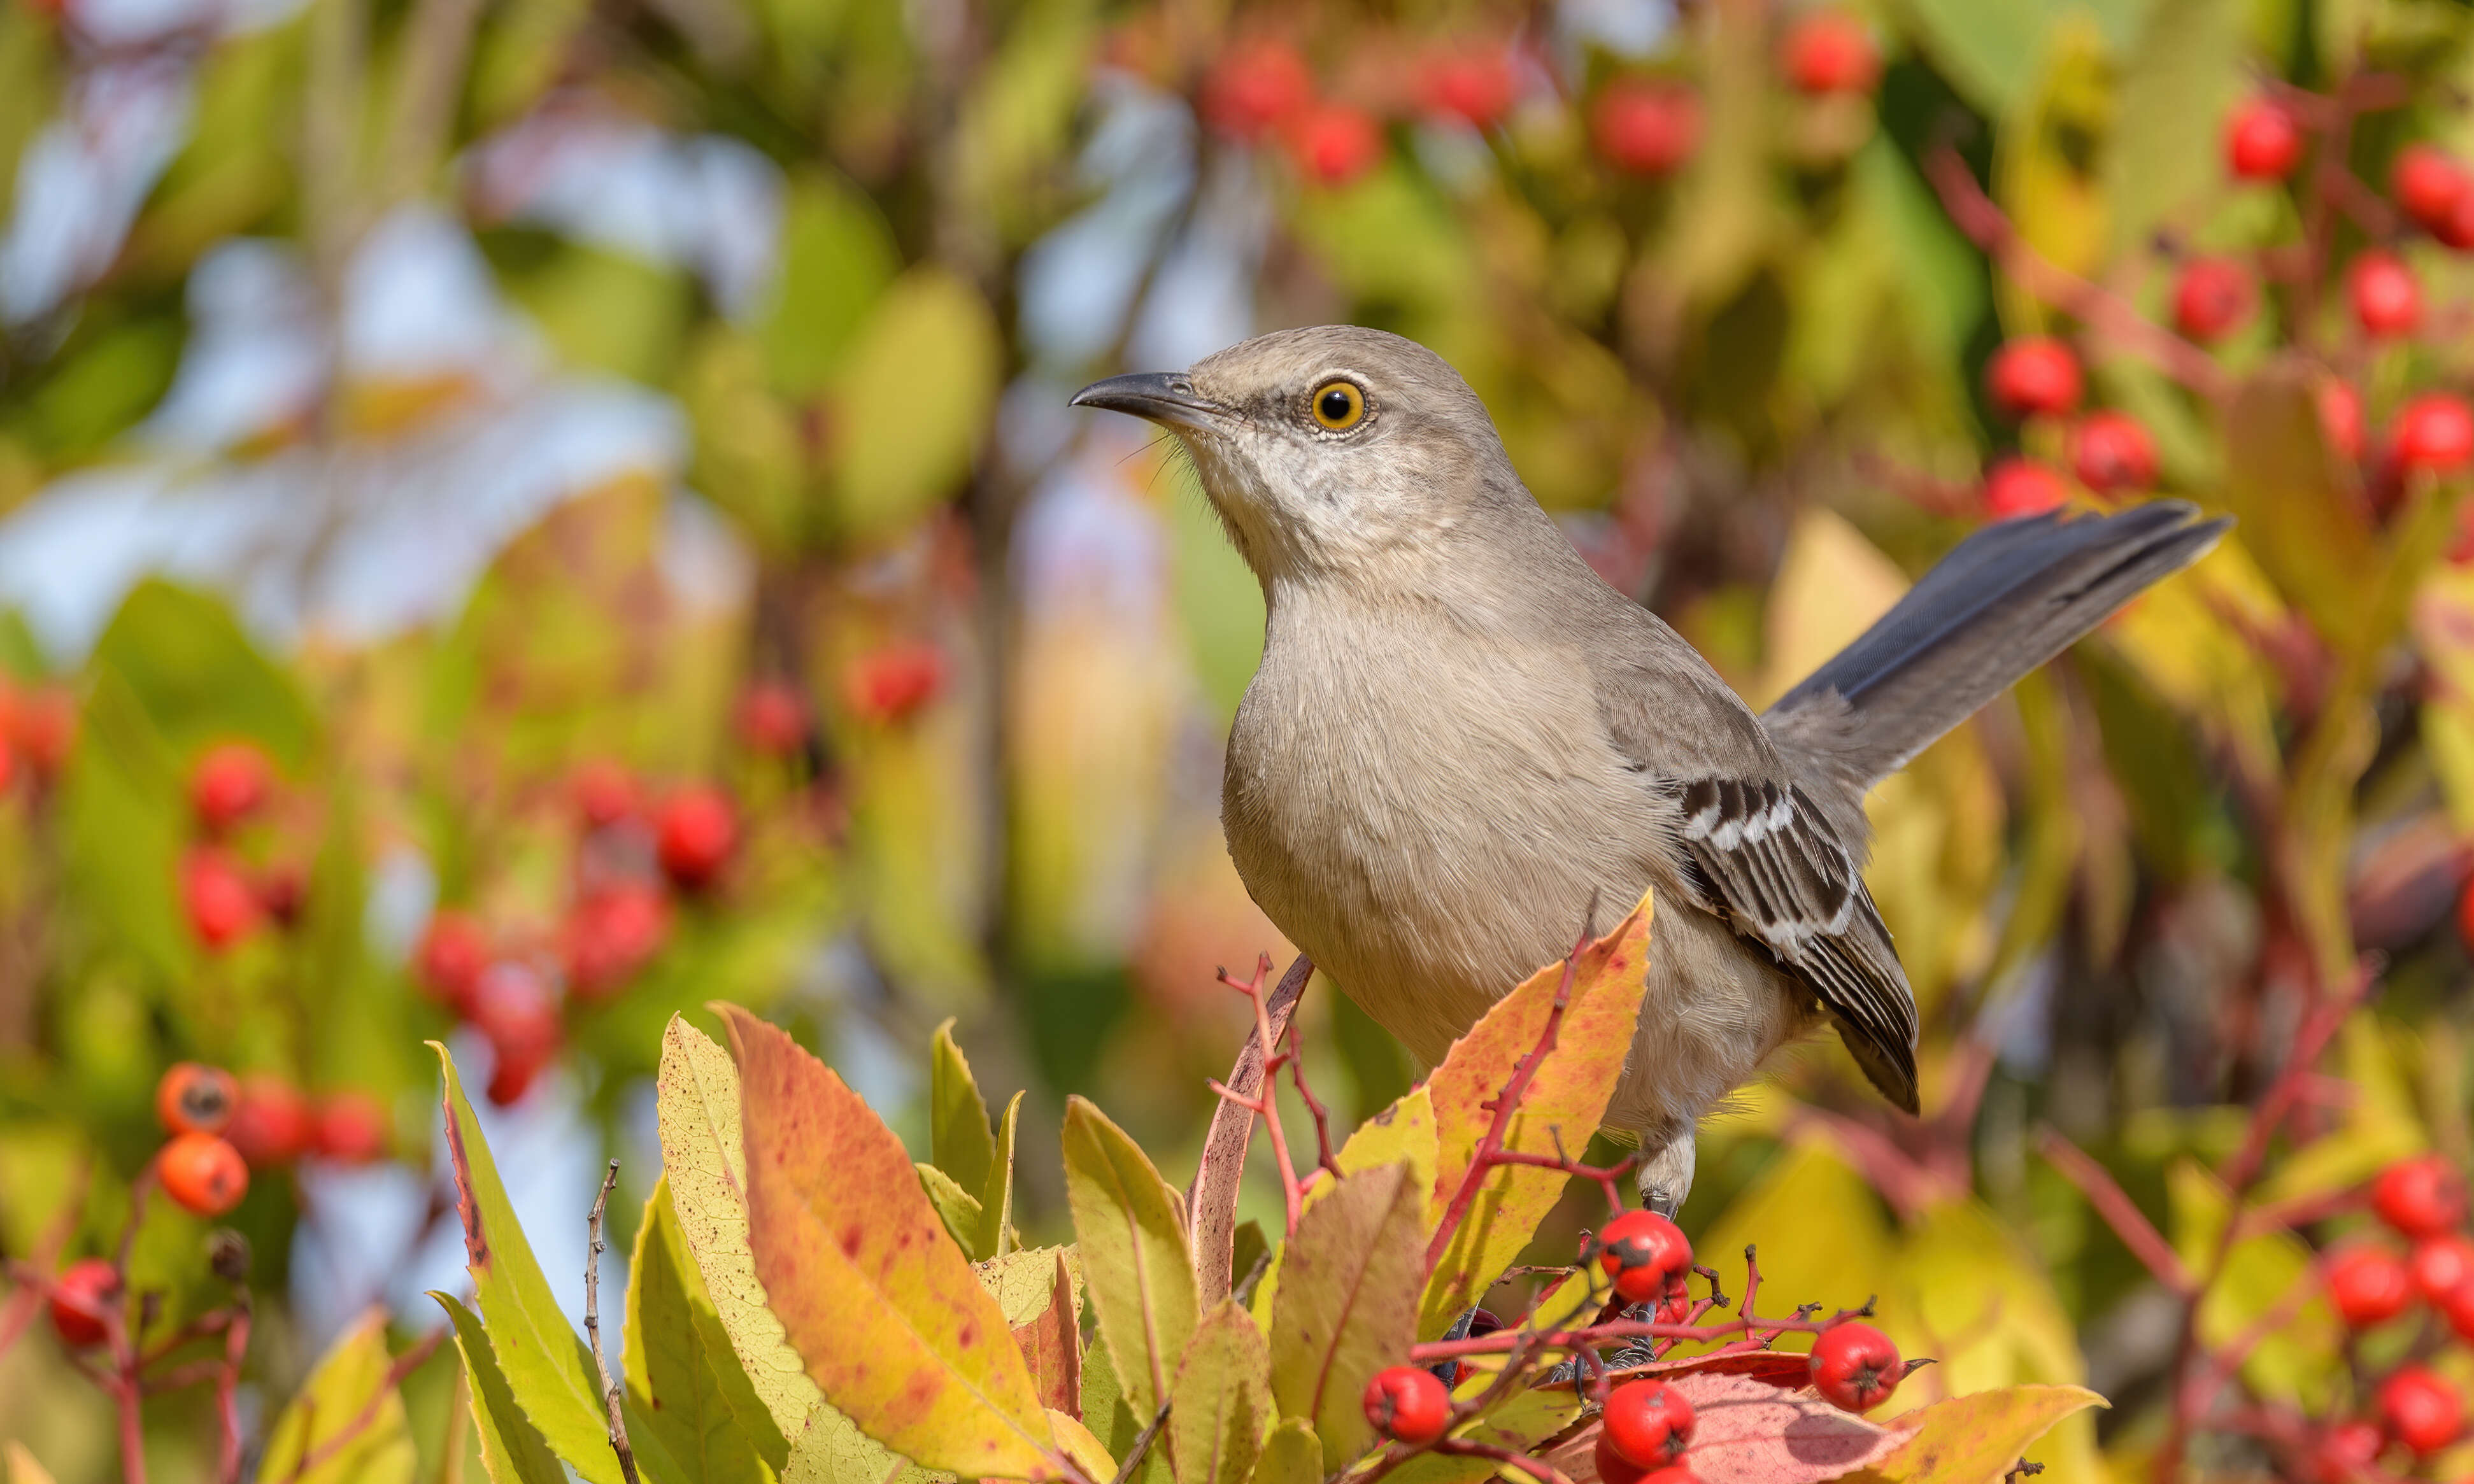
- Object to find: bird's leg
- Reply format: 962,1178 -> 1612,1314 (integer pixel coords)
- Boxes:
1635,1119 -> 1697,1217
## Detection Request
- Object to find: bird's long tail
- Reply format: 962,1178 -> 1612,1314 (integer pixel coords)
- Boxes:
1767,501 -> 2230,786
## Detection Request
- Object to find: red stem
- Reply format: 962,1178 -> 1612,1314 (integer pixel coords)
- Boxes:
2037,1129 -> 2196,1296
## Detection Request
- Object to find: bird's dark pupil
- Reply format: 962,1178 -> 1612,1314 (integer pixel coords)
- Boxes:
1320,388 -> 1353,420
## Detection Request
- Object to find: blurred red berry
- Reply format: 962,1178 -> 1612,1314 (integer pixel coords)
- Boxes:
1288,103 -> 1384,187
2319,380 -> 2364,462
13,686 -> 75,782
1590,1210 -> 1693,1303
312,1092 -> 387,1164
183,849 -> 262,950
2312,1419 -> 2384,1484
563,881 -> 672,1000
2349,250 -> 2422,337
2172,257 -> 2254,341
2070,412 -> 2159,493
846,642 -> 947,725
1986,337 -> 2081,418
2391,395 -> 2474,476
2394,144 -> 2469,230
1635,1467 -> 1701,1484
1592,80 -> 1702,176
571,759 -> 638,830
416,910 -> 491,1015
1809,1322 -> 1902,1412
2327,1245 -> 2414,1327
2224,98 -> 2302,181
48,1259 -> 119,1349
1202,40 -> 1312,143
155,1062 -> 237,1136
189,742 -> 273,834
2412,1233 -> 2474,1303
158,1131 -> 248,1217
471,963 -> 562,1106
2381,1366 -> 2463,1454
0,742 -> 18,796
2434,189 -> 2474,251
1423,48 -> 1515,127
1362,1365 -> 1449,1445
1781,11 -> 1878,95
224,1075 -> 312,1167
1603,1378 -> 1695,1466
1983,459 -> 2070,520
1595,1432 -> 1651,1484
736,681 -> 808,757
255,860 -> 307,928
656,786 -> 739,891
2375,1152 -> 2468,1236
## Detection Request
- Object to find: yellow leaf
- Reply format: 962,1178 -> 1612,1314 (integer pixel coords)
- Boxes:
436,1294 -> 565,1484
1062,1096 -> 1197,1420
1254,1419 -> 1321,1484
1270,1162 -> 1426,1468
625,1177 -> 779,1483
1848,1385 -> 2107,1484
1169,1301 -> 1272,1484
4,1443 -> 57,1484
1046,1411 -> 1116,1483
258,1310 -> 418,1484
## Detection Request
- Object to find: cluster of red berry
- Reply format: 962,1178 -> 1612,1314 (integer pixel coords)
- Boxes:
832,646 -> 945,728
2310,1155 -> 2474,1475
0,681 -> 76,796
1979,94 -> 2474,526
132,1062 -> 383,1227
1356,1210 -> 1905,1482
177,742 -> 310,950
413,761 -> 741,1106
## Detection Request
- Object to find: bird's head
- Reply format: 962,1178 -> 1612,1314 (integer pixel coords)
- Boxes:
1072,325 -> 1525,583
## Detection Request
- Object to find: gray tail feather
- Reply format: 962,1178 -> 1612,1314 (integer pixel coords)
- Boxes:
1768,501 -> 2230,786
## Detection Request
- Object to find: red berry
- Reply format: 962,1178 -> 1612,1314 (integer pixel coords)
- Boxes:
12,686 -> 75,781
2411,1233 -> 2474,1301
2435,189 -> 2474,251
224,1075 -> 313,1167
2320,380 -> 2364,462
2440,1275 -> 2474,1341
1982,458 -> 2070,520
2391,395 -> 2474,476
416,911 -> 491,1015
1589,1210 -> 1693,1304
1603,1379 -> 1695,1466
1591,80 -> 1702,177
48,1259 -> 120,1349
736,682 -> 808,757
1781,11 -> 1878,95
1287,103 -> 1384,187
1423,48 -> 1515,127
2380,1365 -> 2463,1454
471,963 -> 562,1106
1202,40 -> 1312,143
2326,1245 -> 2414,1327
188,741 -> 273,834
1809,1322 -> 1902,1413
562,881 -> 672,1000
1986,337 -> 2081,418
158,1131 -> 249,1217
1363,1364 -> 1451,1445
182,849 -> 262,950
313,1092 -> 388,1164
2224,99 -> 2303,181
2349,250 -> 2422,337
571,760 -> 638,830
1594,1431 -> 1651,1484
2374,1153 -> 2468,1236
255,861 -> 307,928
155,1062 -> 238,1136
2313,1420 -> 2385,1484
2172,257 -> 2255,342
845,642 -> 947,724
2070,412 -> 2159,493
1636,1471 -> 1700,1484
2393,144 -> 2469,229
656,786 -> 739,891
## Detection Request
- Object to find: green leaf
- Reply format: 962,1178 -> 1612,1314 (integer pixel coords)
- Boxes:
1062,1095 -> 1198,1419
2221,368 -> 2376,646
759,173 -> 900,399
1269,1162 -> 1426,1468
2103,0 -> 2241,257
90,579 -> 314,761
827,269 -> 1000,541
257,1310 -> 418,1484
720,1005 -> 1058,1479
1169,1302 -> 1270,1484
919,1163 -> 986,1253
626,1176 -> 778,1484
1846,1385 -> 2107,1483
435,1044 -> 673,1484
978,1090 -> 1023,1260
1080,1341 -> 1171,1484
1253,1419 -> 1319,1484
929,1019 -> 997,1197
437,1293 -> 569,1484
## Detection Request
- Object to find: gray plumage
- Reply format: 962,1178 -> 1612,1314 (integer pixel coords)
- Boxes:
1073,326 -> 2228,1213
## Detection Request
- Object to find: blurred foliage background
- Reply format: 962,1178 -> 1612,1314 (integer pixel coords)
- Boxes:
10,0 -> 2474,1476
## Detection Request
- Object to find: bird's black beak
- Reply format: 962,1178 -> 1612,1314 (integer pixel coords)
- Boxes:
1070,372 -> 1228,431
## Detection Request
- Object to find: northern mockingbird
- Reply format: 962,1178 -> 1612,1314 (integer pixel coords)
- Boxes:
1074,325 -> 2226,1213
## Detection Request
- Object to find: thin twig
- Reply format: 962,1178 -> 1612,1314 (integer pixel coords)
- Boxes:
1105,1401 -> 1170,1484
585,1160 -> 640,1484
2037,1129 -> 2196,1296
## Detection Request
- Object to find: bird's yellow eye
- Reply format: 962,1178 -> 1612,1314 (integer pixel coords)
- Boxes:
1310,380 -> 1366,430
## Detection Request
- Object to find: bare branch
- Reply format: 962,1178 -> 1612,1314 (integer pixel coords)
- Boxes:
585,1161 -> 641,1484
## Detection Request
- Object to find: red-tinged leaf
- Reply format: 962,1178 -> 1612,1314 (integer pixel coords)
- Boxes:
1269,1161 -> 1426,1468
1421,889 -> 1656,1336
1842,1385 -> 2105,1484
1012,1251 -> 1081,1416
1548,1371 -> 1898,1484
720,1005 -> 1058,1480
